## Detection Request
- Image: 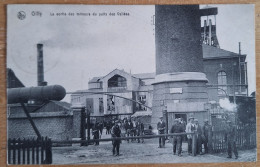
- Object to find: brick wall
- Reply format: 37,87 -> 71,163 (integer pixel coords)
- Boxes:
8,112 -> 73,141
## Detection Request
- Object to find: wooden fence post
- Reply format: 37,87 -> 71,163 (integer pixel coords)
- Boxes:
12,138 -> 16,164
8,139 -> 11,164
192,133 -> 197,156
45,137 -> 52,164
17,138 -> 21,164
32,138 -> 35,164
26,139 -> 30,164
41,137 -> 44,164
22,138 -> 26,164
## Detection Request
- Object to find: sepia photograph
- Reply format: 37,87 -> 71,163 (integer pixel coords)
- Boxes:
6,4 -> 256,165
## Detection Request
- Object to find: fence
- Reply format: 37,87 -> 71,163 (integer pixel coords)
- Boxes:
210,123 -> 256,153
8,137 -> 52,165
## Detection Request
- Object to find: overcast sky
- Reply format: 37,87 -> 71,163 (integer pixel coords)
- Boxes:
7,4 -> 255,102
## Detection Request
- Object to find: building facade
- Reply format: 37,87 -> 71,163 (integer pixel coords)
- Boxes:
71,45 -> 248,125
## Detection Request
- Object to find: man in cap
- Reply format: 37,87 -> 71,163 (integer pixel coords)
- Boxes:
194,119 -> 203,155
225,120 -> 238,159
157,116 -> 166,148
202,119 -> 212,154
186,117 -> 196,155
111,120 -> 121,156
92,122 -> 100,145
170,119 -> 185,156
136,119 -> 145,143
125,119 -> 133,143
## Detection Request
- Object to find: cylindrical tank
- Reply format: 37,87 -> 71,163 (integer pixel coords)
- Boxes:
155,5 -> 203,75
7,85 -> 66,104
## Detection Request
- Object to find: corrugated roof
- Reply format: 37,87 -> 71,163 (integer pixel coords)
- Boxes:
202,44 -> 246,59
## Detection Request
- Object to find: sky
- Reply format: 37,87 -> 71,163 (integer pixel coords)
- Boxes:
7,4 -> 255,102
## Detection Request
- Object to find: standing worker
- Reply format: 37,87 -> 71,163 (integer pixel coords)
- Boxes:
202,119 -> 211,154
225,120 -> 238,159
194,119 -> 203,155
125,119 -> 133,143
111,120 -> 121,156
186,117 -> 196,155
170,119 -> 184,156
92,122 -> 100,145
137,119 -> 145,143
157,116 -> 166,148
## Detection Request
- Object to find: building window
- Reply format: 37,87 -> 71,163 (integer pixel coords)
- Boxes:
108,75 -> 127,88
136,95 -> 147,111
217,71 -> 227,95
99,98 -> 104,113
107,95 -> 115,111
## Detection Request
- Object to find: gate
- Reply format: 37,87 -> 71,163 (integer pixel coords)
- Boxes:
8,137 -> 52,165
210,123 -> 256,153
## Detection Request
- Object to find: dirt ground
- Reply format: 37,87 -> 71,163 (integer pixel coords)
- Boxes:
52,134 -> 256,165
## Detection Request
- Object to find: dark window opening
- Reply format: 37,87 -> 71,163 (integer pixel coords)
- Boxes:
108,75 -> 127,88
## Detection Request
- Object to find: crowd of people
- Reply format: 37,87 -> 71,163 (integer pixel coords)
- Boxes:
90,116 -> 238,159
91,118 -> 146,156
158,116 -> 238,159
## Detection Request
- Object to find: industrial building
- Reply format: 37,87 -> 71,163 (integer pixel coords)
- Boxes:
71,6 -> 248,128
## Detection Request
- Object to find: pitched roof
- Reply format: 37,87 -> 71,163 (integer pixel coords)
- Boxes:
202,44 -> 246,59
89,76 -> 102,83
7,68 -> 25,88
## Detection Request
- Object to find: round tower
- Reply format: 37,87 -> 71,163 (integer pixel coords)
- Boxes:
151,5 -> 209,130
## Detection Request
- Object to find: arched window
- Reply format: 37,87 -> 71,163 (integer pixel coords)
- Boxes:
217,71 -> 227,95
108,75 -> 127,88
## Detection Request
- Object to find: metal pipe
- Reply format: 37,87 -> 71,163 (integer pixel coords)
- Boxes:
7,85 -> 66,104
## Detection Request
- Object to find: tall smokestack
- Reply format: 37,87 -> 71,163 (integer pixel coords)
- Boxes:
37,44 -> 46,86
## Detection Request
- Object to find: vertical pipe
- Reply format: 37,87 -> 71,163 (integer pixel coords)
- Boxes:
209,19 -> 212,46
37,44 -> 44,86
203,20 -> 207,44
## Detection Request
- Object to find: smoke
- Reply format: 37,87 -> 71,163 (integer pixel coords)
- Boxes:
219,98 -> 237,111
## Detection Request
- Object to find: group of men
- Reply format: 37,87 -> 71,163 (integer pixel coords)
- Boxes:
124,118 -> 145,143
109,118 -> 145,156
157,116 -> 238,159
93,116 -> 239,159
91,118 -> 145,156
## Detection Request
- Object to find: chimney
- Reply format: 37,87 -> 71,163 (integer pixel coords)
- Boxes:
37,44 -> 47,86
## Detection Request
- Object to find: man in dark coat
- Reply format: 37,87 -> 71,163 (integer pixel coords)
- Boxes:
111,120 -> 121,156
194,119 -> 203,155
136,119 -> 145,143
99,121 -> 104,135
125,119 -> 133,143
225,120 -> 238,159
202,119 -> 212,154
92,122 -> 99,145
170,119 -> 185,156
157,116 -> 166,148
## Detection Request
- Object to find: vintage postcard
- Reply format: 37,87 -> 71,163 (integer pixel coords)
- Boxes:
6,4 -> 256,165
